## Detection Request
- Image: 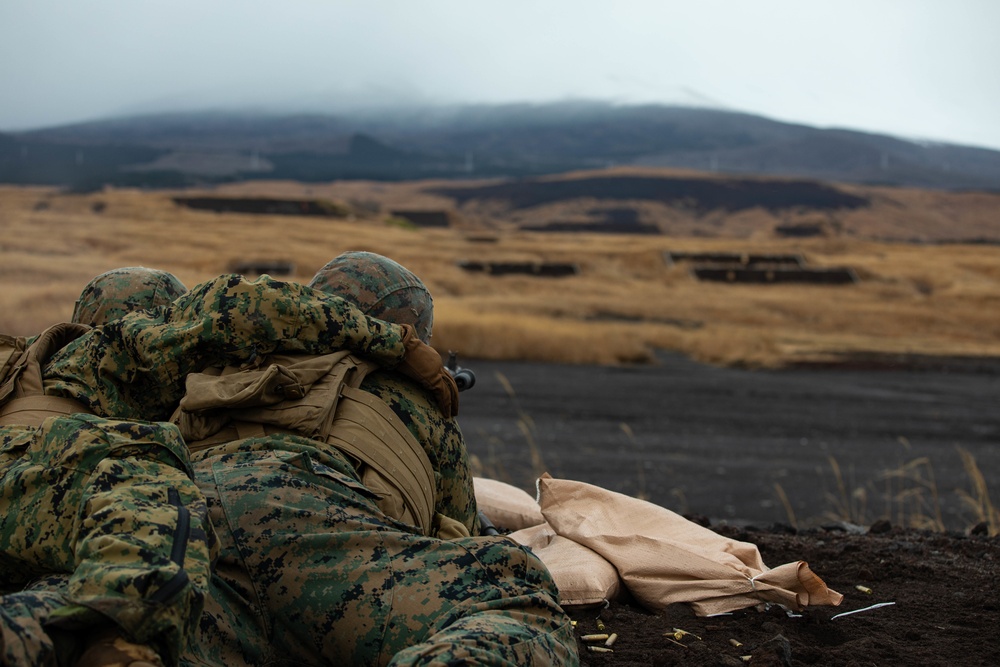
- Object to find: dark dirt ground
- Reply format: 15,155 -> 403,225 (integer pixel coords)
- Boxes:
457,355 -> 1000,666
459,353 -> 1000,531
567,523 -> 999,666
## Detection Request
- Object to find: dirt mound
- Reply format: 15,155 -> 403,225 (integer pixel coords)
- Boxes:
570,523 -> 998,666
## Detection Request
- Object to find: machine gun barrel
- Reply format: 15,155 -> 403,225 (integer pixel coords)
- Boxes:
445,351 -> 476,392
478,510 -> 500,536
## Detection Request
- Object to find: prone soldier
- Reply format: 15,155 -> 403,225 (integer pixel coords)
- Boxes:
181,252 -> 577,665
1,266 -> 450,666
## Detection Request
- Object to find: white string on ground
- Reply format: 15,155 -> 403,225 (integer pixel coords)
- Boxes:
831,602 -> 897,620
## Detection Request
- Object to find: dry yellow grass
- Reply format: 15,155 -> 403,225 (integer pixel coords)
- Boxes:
2,182 -> 999,370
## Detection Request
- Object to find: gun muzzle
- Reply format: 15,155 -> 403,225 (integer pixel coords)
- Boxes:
450,368 -> 476,391
446,351 -> 477,392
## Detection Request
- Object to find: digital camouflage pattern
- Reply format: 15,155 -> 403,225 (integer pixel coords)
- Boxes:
72,267 -> 188,327
171,260 -> 571,664
0,582 -> 66,666
0,415 -> 212,666
309,251 -> 434,344
2,271 -> 576,665
45,274 -> 415,422
184,445 -> 577,667
174,352 -> 477,536
0,438 -> 575,667
1,275 -> 422,665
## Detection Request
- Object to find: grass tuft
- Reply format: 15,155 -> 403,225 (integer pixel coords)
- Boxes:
955,446 -> 999,536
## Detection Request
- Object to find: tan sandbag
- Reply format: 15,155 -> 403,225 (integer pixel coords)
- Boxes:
510,522 -> 622,608
536,475 -> 843,616
473,477 -> 545,531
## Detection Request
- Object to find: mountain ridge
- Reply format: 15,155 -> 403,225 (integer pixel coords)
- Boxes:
2,102 -> 998,191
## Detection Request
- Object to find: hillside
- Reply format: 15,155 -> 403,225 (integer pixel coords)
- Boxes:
3,102 -> 1000,191
210,166 -> 1000,244
2,167 -> 999,370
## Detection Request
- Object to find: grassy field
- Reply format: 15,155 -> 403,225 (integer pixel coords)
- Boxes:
2,178 -> 999,370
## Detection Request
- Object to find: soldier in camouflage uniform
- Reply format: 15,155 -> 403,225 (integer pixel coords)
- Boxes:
1,269 -> 451,667
307,251 -> 476,533
180,253 -> 577,666
2,266 -> 197,667
5,261 -> 575,666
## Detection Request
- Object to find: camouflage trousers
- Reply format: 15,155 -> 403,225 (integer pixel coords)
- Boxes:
0,578 -> 74,666
0,415 -> 215,666
184,444 -> 579,666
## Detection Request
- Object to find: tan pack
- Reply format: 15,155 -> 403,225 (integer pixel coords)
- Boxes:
0,323 -> 92,427
173,351 -> 436,536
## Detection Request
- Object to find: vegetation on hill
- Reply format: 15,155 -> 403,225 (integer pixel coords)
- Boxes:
2,171 -> 998,370
4,102 -> 1000,191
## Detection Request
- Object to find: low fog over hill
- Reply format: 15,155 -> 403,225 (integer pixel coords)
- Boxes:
2,102 -> 999,191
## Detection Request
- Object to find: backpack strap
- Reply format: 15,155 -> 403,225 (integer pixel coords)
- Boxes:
0,395 -> 92,427
328,384 -> 435,536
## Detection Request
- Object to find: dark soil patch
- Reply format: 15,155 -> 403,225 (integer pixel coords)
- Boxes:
567,524 -> 999,666
172,196 -> 349,217
429,175 -> 869,213
459,355 -> 1000,531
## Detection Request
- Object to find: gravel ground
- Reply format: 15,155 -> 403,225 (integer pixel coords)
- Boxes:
458,353 -> 1000,530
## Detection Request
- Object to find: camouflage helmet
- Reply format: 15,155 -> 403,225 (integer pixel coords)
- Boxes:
309,251 -> 433,343
72,266 -> 188,326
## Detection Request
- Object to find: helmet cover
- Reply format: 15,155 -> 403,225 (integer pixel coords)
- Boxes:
308,251 -> 433,343
73,266 -> 187,326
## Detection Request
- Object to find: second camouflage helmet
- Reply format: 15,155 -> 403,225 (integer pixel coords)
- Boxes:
308,252 -> 434,343
72,266 -> 188,326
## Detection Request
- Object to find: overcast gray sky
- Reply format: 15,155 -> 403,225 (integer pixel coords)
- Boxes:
2,0 -> 999,150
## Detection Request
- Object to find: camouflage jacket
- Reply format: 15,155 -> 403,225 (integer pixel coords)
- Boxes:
42,274 -> 412,422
